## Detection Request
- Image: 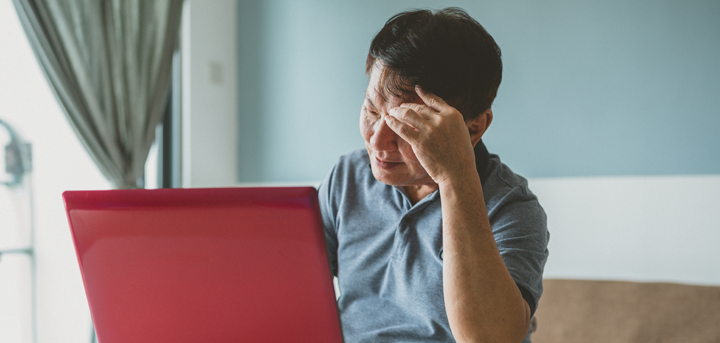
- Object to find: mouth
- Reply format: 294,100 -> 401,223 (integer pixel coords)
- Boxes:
374,157 -> 402,169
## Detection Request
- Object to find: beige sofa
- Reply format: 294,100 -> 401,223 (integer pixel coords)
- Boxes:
532,279 -> 720,343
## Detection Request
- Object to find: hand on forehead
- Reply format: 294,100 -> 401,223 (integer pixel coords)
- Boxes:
368,62 -> 424,108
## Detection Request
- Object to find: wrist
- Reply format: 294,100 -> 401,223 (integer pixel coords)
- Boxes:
438,170 -> 483,203
437,163 -> 481,189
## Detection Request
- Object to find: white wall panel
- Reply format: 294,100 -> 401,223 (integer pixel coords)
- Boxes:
529,175 -> 720,286
182,0 -> 238,187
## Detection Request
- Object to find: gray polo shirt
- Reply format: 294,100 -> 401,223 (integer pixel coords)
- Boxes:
318,142 -> 549,343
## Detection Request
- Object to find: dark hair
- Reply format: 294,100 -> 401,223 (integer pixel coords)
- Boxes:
366,7 -> 502,120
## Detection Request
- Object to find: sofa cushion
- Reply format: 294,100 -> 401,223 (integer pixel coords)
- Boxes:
532,279 -> 720,343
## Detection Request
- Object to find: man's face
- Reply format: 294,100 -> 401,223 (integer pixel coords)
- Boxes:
360,64 -> 434,187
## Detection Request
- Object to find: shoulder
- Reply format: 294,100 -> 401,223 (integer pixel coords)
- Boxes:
318,149 -> 375,211
483,154 -> 544,218
482,154 -> 548,242
319,149 -> 389,235
323,149 -> 372,191
333,149 -> 370,176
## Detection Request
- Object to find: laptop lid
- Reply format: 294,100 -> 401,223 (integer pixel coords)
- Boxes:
63,187 -> 343,343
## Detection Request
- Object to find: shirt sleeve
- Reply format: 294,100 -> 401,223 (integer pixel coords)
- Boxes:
317,163 -> 339,277
488,185 -> 550,317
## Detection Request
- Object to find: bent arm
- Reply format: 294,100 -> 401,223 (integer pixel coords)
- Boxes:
384,86 -> 533,342
439,173 -> 531,343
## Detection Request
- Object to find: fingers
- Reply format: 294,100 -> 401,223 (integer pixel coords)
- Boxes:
398,102 -> 434,120
396,85 -> 449,119
384,114 -> 419,143
388,106 -> 426,129
415,85 -> 448,111
385,86 -> 460,146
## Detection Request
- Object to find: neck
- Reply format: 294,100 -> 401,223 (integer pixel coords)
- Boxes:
403,183 -> 439,205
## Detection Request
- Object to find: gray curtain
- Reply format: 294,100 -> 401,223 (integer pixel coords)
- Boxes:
12,0 -> 184,189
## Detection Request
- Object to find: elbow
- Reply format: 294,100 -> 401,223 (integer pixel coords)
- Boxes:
454,327 -> 529,343
453,325 -> 529,343
450,304 -> 532,343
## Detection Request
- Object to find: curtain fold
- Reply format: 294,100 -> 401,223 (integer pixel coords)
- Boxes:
12,0 -> 184,189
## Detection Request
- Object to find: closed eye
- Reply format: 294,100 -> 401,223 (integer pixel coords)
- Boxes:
364,96 -> 381,117
364,105 -> 379,117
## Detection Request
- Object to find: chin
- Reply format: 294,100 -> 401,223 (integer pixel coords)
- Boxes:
370,167 -> 396,186
370,166 -> 408,186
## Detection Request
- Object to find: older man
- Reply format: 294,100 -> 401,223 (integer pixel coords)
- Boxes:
318,8 -> 549,343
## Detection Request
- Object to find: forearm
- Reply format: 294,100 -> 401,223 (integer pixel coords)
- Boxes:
440,174 -> 531,343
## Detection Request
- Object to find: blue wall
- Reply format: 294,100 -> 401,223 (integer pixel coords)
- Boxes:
237,0 -> 720,182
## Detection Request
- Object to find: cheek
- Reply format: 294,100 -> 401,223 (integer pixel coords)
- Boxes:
398,141 -> 422,165
359,114 -> 375,143
397,139 -> 415,157
399,144 -> 431,181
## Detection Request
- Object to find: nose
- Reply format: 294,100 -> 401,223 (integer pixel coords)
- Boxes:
370,116 -> 398,152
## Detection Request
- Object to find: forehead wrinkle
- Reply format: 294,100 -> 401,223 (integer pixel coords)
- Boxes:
374,85 -> 390,103
381,87 -> 421,107
365,89 -> 386,110
369,65 -> 392,103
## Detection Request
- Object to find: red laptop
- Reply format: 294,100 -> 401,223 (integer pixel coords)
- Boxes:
63,187 -> 343,343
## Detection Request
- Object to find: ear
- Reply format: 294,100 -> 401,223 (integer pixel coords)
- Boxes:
466,109 -> 493,147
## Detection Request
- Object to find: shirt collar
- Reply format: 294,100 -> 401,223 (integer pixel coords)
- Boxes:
475,139 -> 491,185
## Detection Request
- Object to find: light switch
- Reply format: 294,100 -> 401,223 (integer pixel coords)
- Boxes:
209,61 -> 224,85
